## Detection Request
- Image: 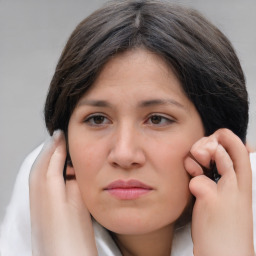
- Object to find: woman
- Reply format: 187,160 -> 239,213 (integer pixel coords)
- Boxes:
1,0 -> 255,255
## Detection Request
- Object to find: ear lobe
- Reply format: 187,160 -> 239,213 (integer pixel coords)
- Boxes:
66,164 -> 76,180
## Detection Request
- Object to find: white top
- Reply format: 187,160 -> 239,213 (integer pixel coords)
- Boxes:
0,144 -> 255,256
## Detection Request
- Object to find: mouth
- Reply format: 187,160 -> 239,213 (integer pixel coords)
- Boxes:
104,179 -> 153,200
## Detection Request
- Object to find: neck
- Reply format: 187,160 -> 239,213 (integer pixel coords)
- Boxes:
112,224 -> 174,256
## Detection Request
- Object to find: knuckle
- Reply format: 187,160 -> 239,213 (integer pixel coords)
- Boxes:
190,137 -> 206,154
215,128 -> 236,142
216,128 -> 231,135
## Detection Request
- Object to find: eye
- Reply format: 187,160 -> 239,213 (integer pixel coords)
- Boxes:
84,114 -> 111,126
146,114 -> 174,126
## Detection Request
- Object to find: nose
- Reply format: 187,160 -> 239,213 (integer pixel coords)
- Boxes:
108,124 -> 146,170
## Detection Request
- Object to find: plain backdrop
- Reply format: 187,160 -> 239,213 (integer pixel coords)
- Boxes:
0,0 -> 256,224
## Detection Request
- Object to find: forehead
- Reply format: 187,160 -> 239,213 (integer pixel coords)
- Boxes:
80,49 -> 188,104
97,49 -> 176,84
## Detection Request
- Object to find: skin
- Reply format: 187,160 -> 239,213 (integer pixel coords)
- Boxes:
67,49 -> 204,255
29,49 -> 255,256
29,131 -> 98,256
185,129 -> 254,256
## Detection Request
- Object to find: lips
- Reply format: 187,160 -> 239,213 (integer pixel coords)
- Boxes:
104,179 -> 153,200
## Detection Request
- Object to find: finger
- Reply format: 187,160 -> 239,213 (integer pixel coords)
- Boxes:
65,165 -> 89,213
44,131 -> 67,201
184,155 -> 204,177
214,144 -> 235,178
190,137 -> 218,169
30,130 -> 63,181
66,179 -> 86,210
214,129 -> 251,191
47,131 -> 66,178
189,174 -> 217,200
30,130 -> 67,203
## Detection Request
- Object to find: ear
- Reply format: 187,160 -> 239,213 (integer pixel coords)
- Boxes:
66,163 -> 76,180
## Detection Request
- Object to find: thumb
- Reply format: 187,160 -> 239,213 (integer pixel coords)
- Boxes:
189,175 -> 217,200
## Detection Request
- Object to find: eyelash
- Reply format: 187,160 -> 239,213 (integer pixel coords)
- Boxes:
84,114 -> 111,126
145,114 -> 175,126
83,113 -> 175,127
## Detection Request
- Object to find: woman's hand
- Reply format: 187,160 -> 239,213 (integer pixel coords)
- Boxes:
185,129 -> 254,256
29,130 -> 97,256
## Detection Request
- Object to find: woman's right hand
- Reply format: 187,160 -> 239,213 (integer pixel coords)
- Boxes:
29,130 -> 98,256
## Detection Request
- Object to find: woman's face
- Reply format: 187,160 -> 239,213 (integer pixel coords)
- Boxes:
68,49 -> 204,235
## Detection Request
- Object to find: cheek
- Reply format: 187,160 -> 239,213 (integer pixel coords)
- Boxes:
69,131 -> 107,170
68,139 -> 106,197
152,137 -> 193,207
151,134 -> 191,173
153,125 -> 204,174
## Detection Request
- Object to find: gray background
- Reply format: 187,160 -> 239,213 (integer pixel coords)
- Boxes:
0,0 -> 255,224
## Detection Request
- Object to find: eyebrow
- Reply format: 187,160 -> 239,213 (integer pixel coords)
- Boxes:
78,99 -> 111,107
78,98 -> 185,109
138,99 -> 185,109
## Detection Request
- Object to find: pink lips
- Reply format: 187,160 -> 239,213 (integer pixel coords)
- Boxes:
104,179 -> 153,200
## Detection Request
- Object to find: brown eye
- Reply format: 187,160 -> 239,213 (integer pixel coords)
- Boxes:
93,115 -> 105,124
150,115 -> 162,124
84,114 -> 110,126
147,114 -> 175,126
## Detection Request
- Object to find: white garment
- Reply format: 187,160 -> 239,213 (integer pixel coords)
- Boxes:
0,145 -> 255,256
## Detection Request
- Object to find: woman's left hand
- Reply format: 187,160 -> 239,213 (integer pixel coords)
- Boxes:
185,128 -> 254,256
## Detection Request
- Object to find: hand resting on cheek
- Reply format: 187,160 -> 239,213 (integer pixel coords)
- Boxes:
29,130 -> 97,256
184,128 -> 254,256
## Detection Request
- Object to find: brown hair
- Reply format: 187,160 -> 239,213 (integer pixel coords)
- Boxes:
45,0 -> 248,142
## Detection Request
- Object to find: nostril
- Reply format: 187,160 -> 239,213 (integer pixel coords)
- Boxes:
111,160 -> 141,169
112,162 -> 119,168
107,141 -> 146,169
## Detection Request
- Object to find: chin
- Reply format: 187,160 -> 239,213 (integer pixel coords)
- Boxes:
93,211 -> 177,236
106,223 -> 157,236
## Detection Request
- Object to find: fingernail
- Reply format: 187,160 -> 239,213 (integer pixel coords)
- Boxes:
52,129 -> 63,141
